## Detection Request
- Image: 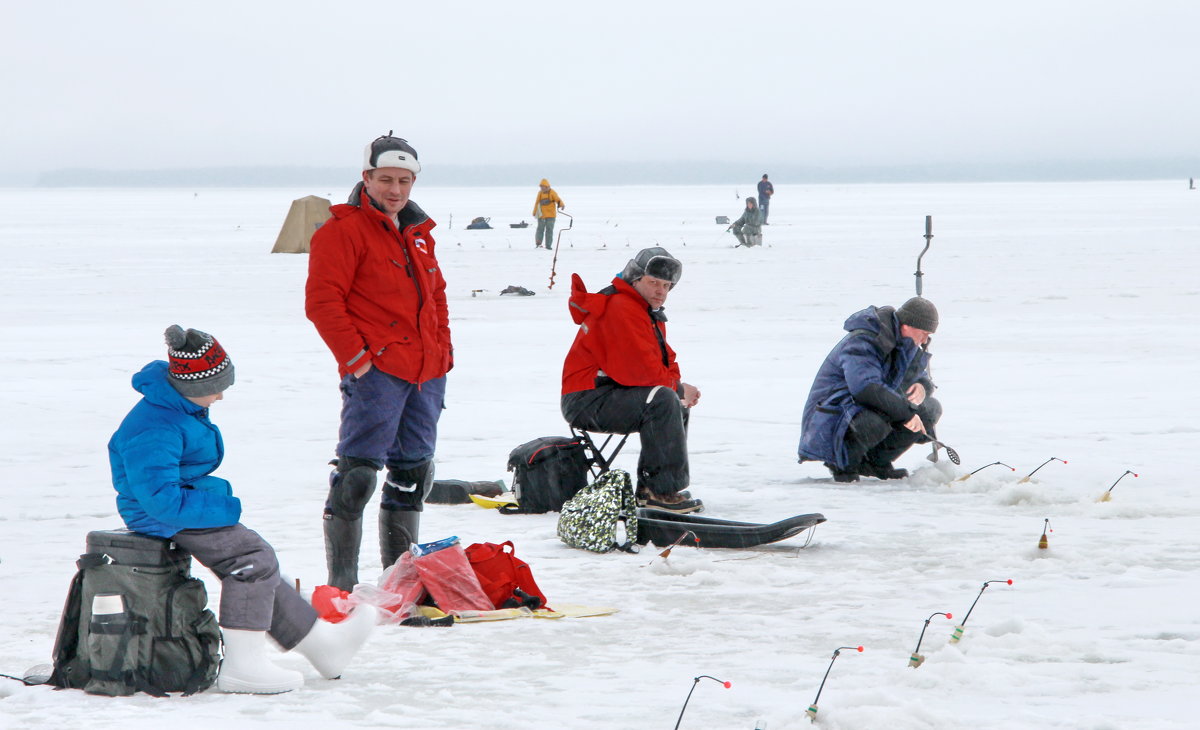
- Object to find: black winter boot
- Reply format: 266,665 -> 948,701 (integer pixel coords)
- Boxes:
824,462 -> 860,483
323,457 -> 380,591
379,462 -> 433,567
858,462 -> 909,480
379,509 -> 420,568
323,514 -> 362,591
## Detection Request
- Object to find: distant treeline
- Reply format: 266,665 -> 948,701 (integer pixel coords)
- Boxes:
29,159 -> 1200,187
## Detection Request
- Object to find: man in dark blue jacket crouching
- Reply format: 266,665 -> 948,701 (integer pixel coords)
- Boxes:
797,298 -> 941,482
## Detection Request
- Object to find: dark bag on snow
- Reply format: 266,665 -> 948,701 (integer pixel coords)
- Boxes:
50,530 -> 221,697
505,436 -> 590,513
556,469 -> 640,553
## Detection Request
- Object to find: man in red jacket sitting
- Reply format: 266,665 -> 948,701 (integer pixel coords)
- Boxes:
305,133 -> 453,590
560,247 -> 703,513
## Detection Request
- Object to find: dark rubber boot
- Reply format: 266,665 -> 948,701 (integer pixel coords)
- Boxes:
825,462 -> 860,483
323,514 -> 362,591
378,461 -> 434,567
858,463 -> 909,480
860,427 -> 922,479
379,509 -> 420,568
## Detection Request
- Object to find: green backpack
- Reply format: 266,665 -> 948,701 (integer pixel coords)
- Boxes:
50,530 -> 221,697
556,469 -> 640,553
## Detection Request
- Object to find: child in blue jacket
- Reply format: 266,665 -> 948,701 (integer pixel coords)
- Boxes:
108,325 -> 376,694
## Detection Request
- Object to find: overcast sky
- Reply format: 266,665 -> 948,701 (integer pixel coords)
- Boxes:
3,1 -> 1197,180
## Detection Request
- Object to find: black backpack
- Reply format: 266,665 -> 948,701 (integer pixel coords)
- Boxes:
505,436 -> 591,513
50,530 -> 221,696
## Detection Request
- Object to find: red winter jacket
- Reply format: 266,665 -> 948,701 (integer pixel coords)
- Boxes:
561,274 -> 682,395
306,185 -> 452,383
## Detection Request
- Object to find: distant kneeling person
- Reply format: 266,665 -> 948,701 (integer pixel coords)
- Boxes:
108,326 -> 377,694
731,197 -> 763,247
797,298 -> 942,482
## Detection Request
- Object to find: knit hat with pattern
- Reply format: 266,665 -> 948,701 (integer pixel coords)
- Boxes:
164,325 -> 235,397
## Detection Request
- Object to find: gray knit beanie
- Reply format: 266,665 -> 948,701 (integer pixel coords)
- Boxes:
164,325 -> 235,397
896,297 -> 939,333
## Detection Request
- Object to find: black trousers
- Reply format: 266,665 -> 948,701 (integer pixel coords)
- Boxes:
562,384 -> 690,496
845,397 -> 942,470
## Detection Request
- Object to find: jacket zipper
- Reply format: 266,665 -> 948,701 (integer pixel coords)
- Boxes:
386,221 -> 425,312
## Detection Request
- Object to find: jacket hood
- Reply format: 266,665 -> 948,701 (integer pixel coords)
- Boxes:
568,275 -> 660,325
132,361 -> 205,415
539,179 -> 550,187
338,181 -> 432,229
843,305 -> 902,353
568,274 -> 613,324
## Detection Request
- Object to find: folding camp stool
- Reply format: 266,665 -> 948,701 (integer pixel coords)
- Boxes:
571,427 -> 631,479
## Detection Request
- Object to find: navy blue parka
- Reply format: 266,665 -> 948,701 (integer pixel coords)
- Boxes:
797,306 -> 934,468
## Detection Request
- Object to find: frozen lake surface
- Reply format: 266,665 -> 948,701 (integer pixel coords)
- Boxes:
1,180 -> 1197,729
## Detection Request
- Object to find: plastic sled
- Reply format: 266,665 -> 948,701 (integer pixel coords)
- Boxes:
635,508 -> 826,549
469,492 -> 519,509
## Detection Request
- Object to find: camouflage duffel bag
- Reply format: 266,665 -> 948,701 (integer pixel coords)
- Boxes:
556,469 -> 639,553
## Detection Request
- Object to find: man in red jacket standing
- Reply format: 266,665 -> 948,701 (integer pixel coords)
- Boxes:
561,247 -> 703,513
306,133 -> 452,590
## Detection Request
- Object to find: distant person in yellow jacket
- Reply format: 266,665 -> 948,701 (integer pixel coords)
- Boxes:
532,178 -> 565,249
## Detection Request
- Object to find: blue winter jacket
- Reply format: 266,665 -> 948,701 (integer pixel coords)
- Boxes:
797,306 -> 934,468
108,361 -> 242,538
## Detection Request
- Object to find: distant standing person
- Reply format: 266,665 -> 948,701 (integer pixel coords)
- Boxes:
306,133 -> 453,591
533,178 -> 565,249
731,197 -> 763,247
757,174 -> 774,224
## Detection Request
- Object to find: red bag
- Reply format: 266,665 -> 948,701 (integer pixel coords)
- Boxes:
311,585 -> 351,623
411,543 -> 493,612
465,541 -> 549,610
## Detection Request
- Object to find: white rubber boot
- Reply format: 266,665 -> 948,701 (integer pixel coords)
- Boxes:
293,605 -> 378,680
217,629 -> 304,694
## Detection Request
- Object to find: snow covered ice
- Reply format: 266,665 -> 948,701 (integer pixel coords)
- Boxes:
1,180 -> 1198,729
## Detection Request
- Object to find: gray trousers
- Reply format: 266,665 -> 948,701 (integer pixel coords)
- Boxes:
172,524 -> 318,650
535,217 -> 556,247
734,229 -> 762,247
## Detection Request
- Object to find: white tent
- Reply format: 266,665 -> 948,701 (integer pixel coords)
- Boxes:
271,195 -> 332,253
